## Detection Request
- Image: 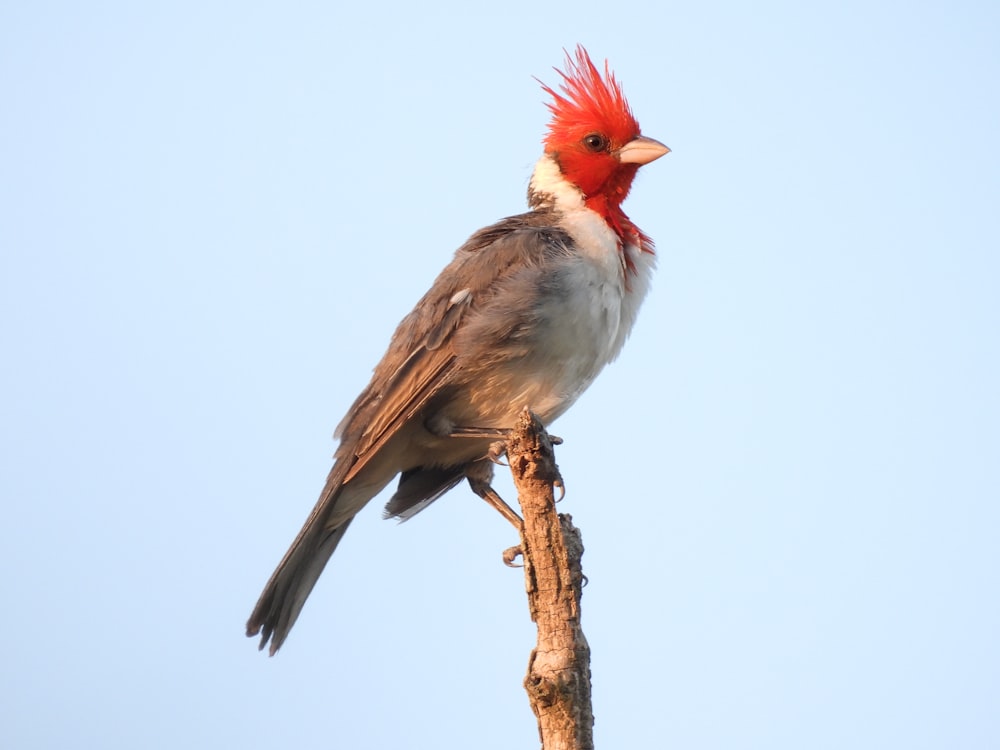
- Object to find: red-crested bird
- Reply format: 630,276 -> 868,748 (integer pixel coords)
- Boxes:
247,46 -> 669,654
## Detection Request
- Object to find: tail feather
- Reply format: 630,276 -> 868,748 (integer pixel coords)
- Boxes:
382,466 -> 465,521
246,519 -> 353,655
247,451 -> 470,654
247,456 -> 398,655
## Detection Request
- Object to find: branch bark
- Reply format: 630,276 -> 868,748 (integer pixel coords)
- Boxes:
506,408 -> 593,750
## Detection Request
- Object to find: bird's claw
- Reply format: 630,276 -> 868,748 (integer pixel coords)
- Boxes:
503,545 -> 523,567
553,477 -> 566,502
488,440 -> 508,466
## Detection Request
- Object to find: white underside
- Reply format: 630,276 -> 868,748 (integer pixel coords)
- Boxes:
516,154 -> 655,420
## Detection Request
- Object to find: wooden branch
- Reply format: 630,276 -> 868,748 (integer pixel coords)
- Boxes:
506,408 -> 593,750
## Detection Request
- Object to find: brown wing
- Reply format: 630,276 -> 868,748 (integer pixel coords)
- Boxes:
334,209 -> 569,484
340,291 -> 469,483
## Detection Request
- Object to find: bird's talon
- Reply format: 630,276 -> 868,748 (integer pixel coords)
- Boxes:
503,545 -> 524,567
554,478 -> 566,502
488,440 -> 509,466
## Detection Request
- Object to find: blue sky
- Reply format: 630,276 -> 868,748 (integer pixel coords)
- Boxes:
2,1 -> 998,748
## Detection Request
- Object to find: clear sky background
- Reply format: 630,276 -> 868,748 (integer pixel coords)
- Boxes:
2,1 -> 998,748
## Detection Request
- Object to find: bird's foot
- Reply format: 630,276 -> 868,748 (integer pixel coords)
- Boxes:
502,545 -> 523,567
487,440 -> 508,466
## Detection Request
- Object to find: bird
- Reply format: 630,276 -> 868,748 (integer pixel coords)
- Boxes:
247,45 -> 669,655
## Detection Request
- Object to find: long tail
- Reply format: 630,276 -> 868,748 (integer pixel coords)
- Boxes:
246,457 -> 389,655
246,518 -> 353,656
247,460 -> 468,654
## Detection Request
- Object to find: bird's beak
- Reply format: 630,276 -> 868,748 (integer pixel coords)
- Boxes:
617,136 -> 670,165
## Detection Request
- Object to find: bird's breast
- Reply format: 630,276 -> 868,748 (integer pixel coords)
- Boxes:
449,208 -> 653,428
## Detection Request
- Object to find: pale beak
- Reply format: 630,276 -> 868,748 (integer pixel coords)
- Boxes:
617,135 -> 670,165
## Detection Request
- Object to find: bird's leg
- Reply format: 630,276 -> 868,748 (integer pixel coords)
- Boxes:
448,426 -> 563,446
448,426 -> 511,439
464,459 -> 523,529
453,422 -> 564,523
449,428 -> 511,465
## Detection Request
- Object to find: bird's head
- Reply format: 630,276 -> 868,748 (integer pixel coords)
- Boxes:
539,46 -> 668,216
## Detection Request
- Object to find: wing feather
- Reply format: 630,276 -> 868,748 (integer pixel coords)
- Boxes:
334,209 -> 570,484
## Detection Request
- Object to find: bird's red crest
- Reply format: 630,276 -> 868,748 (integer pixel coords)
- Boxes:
540,46 -> 640,155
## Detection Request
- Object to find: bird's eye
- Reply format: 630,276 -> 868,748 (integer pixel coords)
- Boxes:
583,133 -> 608,152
